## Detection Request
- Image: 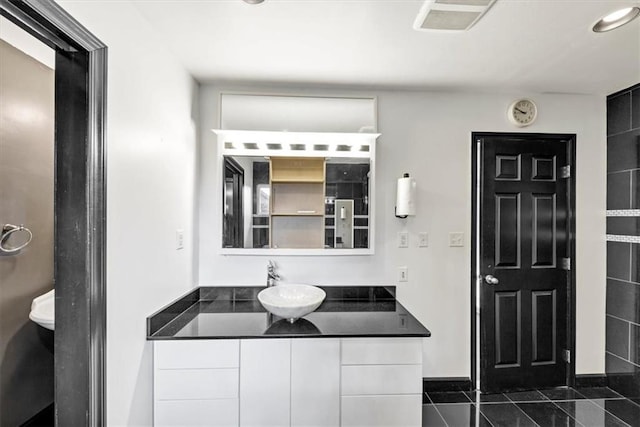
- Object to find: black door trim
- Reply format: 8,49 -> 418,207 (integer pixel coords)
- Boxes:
0,1 -> 107,425
223,156 -> 245,248
470,132 -> 576,391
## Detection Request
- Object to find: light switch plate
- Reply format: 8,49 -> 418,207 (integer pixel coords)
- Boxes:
418,232 -> 429,247
176,229 -> 184,250
449,232 -> 464,247
398,266 -> 408,282
398,231 -> 409,248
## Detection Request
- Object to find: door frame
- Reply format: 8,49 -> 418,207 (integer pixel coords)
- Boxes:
470,132 -> 576,391
0,0 -> 107,425
223,156 -> 245,248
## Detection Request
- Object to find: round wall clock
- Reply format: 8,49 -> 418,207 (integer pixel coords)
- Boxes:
508,99 -> 537,127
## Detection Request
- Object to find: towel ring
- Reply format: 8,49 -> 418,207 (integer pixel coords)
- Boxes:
0,224 -> 33,253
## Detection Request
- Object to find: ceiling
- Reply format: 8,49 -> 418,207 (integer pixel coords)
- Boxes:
130,0 -> 640,95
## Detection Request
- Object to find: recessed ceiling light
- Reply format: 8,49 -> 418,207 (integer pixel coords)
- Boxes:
593,7 -> 640,32
242,0 -> 265,4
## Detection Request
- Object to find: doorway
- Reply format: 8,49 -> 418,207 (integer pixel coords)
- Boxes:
0,31 -> 55,427
1,1 -> 107,425
471,132 -> 576,393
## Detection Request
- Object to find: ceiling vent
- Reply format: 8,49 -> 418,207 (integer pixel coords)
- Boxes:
414,0 -> 497,32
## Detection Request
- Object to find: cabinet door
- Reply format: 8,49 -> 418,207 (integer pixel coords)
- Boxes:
155,400 -> 238,427
155,369 -> 238,400
291,339 -> 340,427
342,395 -> 422,427
341,338 -> 422,365
341,364 -> 422,395
155,340 -> 239,369
240,339 -> 290,427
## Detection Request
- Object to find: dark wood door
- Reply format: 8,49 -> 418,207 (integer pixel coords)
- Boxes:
479,134 -> 572,393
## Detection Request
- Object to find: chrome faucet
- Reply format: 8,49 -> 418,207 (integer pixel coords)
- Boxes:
267,260 -> 280,287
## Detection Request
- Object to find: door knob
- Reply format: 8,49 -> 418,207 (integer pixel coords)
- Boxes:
484,274 -> 499,285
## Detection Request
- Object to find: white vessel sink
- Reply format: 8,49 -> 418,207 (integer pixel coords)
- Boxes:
29,289 -> 55,330
258,284 -> 326,323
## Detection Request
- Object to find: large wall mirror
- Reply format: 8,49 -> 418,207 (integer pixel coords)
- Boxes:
216,94 -> 378,255
216,130 -> 378,255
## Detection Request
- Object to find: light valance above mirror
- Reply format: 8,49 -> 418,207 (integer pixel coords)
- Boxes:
220,93 -> 377,133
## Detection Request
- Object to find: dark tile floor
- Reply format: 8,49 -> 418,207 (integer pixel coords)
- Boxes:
423,387 -> 640,427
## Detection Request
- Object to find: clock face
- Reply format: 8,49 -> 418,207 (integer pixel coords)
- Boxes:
508,99 -> 537,127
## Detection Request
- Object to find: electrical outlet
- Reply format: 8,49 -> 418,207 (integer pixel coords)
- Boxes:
398,266 -> 408,282
418,232 -> 429,247
398,231 -> 409,248
176,229 -> 184,250
449,232 -> 464,247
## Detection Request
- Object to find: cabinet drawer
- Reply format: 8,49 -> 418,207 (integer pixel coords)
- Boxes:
341,365 -> 422,395
155,340 -> 239,369
156,369 -> 238,400
341,395 -> 422,427
155,399 -> 238,427
341,338 -> 422,365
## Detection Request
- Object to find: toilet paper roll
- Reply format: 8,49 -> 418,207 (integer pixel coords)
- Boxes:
396,176 -> 416,217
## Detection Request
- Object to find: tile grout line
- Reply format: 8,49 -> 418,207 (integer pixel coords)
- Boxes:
606,313 -> 640,328
603,386 -> 626,399
432,396 -> 497,427
606,276 -> 640,286
607,123 -> 640,138
606,350 -> 640,368
587,396 -> 634,427
425,393 -> 450,427
504,392 -> 543,427
474,405 -> 495,427
608,167 -> 640,174
548,399 -> 587,427
629,321 -> 632,361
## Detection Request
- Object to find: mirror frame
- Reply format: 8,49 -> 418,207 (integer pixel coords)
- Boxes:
214,130 -> 379,255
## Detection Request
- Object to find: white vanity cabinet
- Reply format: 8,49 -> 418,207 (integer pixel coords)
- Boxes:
153,337 -> 422,427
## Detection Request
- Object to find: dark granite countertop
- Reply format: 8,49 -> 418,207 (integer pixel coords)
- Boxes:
147,286 -> 431,340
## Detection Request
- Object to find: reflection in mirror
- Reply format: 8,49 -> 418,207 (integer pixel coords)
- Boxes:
222,156 -> 371,250
223,157 -> 244,248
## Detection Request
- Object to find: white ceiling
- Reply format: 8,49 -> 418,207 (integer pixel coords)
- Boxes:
130,0 -> 640,95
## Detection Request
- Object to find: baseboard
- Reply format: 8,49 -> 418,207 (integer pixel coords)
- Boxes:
423,377 -> 472,393
424,375 -> 607,394
575,374 -> 608,388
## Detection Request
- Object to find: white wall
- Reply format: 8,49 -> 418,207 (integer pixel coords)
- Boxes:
199,84 -> 606,378
56,2 -> 198,426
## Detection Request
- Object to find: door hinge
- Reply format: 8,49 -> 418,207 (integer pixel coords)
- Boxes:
560,165 -> 571,179
562,349 -> 571,363
561,257 -> 571,270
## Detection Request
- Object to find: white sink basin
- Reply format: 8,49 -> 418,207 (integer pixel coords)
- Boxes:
258,284 -> 326,323
29,289 -> 55,330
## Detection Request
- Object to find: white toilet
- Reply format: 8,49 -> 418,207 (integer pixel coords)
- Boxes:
29,289 -> 55,331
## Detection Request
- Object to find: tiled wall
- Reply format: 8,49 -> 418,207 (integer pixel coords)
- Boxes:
606,83 -> 640,399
